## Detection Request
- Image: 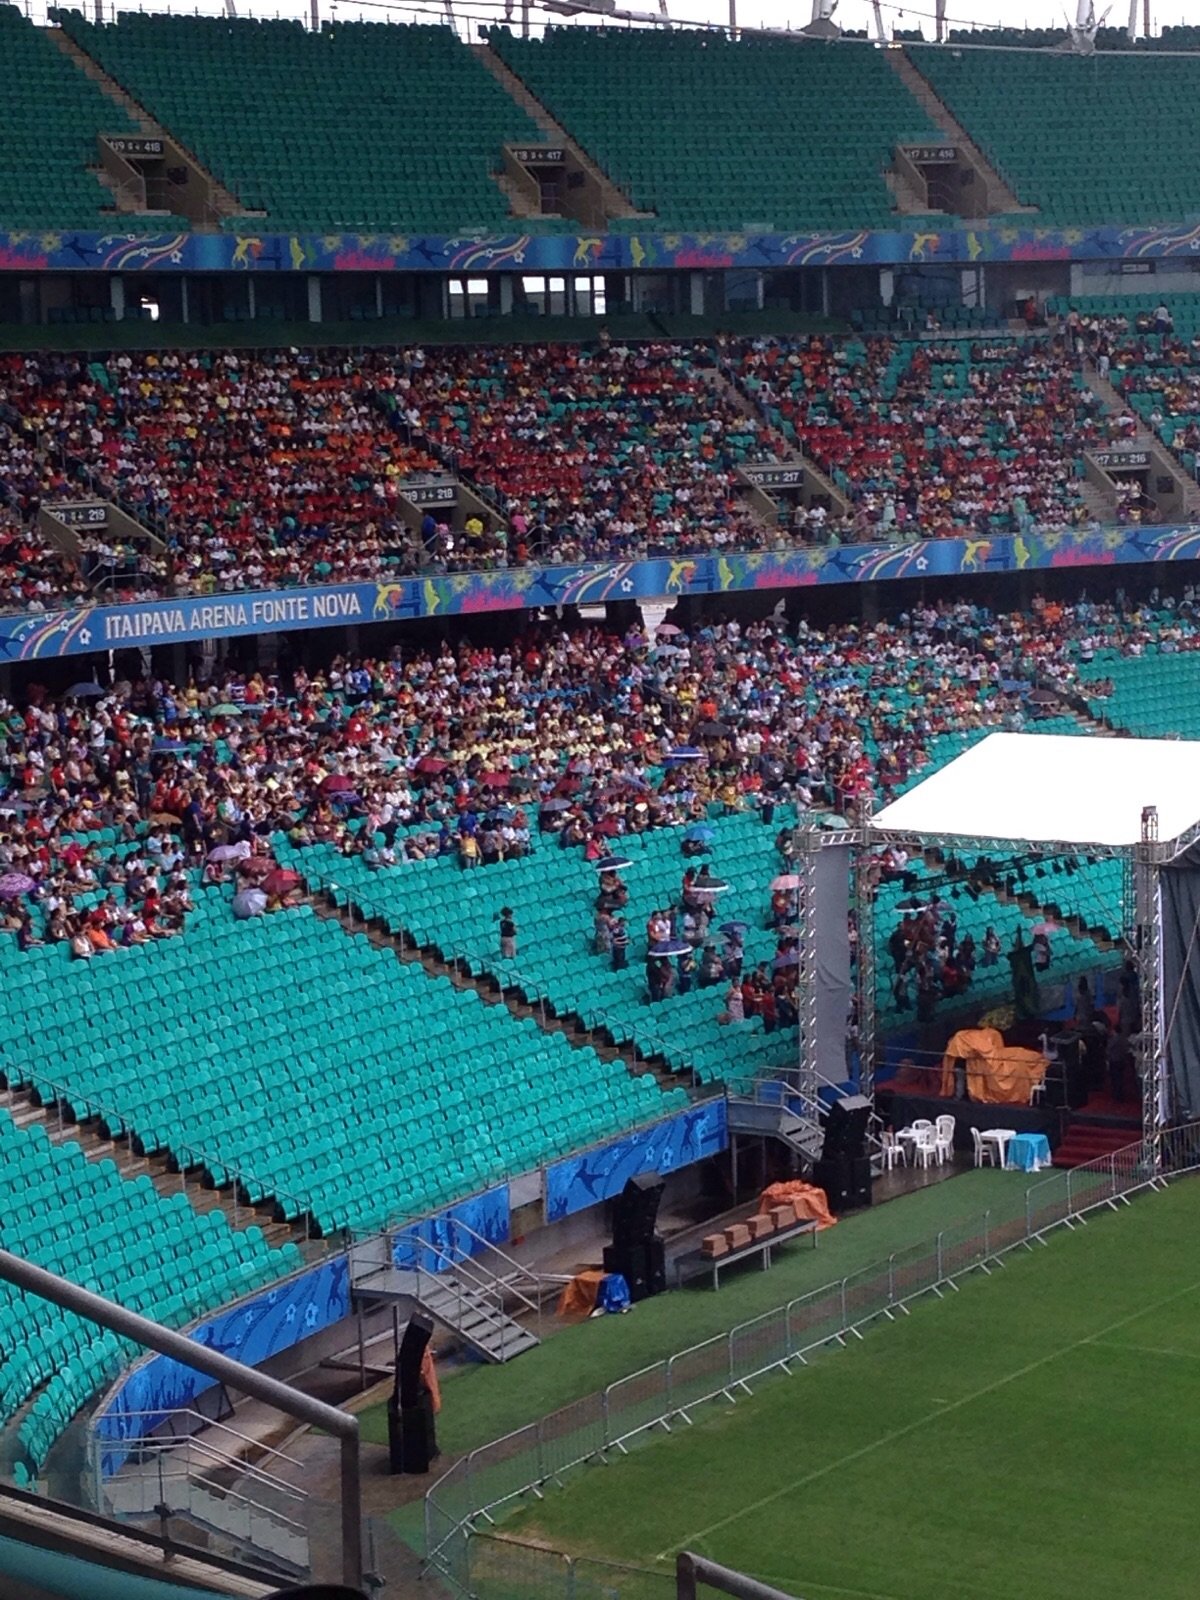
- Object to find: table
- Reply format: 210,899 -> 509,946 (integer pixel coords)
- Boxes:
1006,1131 -> 1053,1172
673,1217 -> 818,1290
979,1128 -> 1017,1167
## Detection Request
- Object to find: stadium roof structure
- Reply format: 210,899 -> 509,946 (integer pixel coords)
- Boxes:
868,732 -> 1200,852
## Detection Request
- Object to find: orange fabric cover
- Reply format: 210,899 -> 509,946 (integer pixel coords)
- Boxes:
556,1268 -> 605,1320
420,1345 -> 441,1414
757,1181 -> 837,1230
939,1027 -> 1048,1105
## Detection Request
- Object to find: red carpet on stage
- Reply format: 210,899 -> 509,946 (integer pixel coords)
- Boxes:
1052,1088 -> 1140,1168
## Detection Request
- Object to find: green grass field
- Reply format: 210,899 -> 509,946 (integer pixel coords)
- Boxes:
502,1179 -> 1200,1600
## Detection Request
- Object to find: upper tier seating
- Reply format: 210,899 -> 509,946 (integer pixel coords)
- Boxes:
56,13 -> 550,234
487,28 -> 942,233
908,45 -> 1200,227
0,1095 -> 296,1481
0,8 -> 187,233
1075,646 -> 1200,738
0,885 -> 684,1235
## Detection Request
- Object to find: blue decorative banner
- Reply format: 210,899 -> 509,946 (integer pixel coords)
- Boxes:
545,1098 -> 729,1224
391,1184 -> 510,1275
3,525 -> 1200,661
7,218 -> 1200,273
93,1256 -> 350,1478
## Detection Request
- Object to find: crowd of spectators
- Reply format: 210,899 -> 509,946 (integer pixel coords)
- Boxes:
1,591 -> 1193,957
731,333 -> 1106,538
0,330 -> 1166,616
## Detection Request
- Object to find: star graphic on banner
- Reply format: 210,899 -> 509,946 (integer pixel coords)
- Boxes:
915,556 -> 928,571
621,579 -> 634,592
79,628 -> 91,644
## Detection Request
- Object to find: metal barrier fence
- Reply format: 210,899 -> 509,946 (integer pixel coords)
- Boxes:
426,1124 -> 1200,1595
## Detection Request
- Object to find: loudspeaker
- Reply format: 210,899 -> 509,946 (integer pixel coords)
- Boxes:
397,1313 -> 434,1407
388,1315 -> 438,1473
611,1174 -> 664,1248
813,1155 -> 872,1214
603,1237 -> 666,1302
822,1095 -> 872,1162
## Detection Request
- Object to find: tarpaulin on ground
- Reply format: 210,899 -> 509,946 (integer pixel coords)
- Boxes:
939,1027 -> 1047,1105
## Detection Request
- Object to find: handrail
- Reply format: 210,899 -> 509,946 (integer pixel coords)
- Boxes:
126,1429 -> 309,1510
104,1406 -> 308,1476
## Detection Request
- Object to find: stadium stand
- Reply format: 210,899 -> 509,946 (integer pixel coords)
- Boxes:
729,333 -> 1102,533
487,28 -> 943,232
1,885 -> 685,1235
907,44 -> 1200,227
55,13 -> 554,235
0,1098 -> 297,1482
0,7 -> 187,233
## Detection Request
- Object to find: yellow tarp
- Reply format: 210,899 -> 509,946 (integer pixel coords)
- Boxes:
940,1027 -> 1048,1105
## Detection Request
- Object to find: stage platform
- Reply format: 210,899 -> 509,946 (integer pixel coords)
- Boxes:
876,1088 -> 1059,1153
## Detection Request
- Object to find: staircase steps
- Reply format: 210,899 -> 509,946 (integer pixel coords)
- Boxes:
1052,1115 -> 1139,1169
352,1262 -> 539,1363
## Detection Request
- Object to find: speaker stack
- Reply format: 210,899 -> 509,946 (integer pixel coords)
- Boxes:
387,1313 -> 439,1474
813,1094 -> 873,1214
602,1174 -> 666,1302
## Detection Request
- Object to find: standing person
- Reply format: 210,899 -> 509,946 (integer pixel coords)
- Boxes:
498,906 -> 517,960
611,917 -> 629,971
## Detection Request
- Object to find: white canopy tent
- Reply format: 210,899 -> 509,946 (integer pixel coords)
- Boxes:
869,732 -> 1200,851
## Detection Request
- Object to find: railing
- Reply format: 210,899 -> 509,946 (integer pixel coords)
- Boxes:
424,1123 -> 1200,1592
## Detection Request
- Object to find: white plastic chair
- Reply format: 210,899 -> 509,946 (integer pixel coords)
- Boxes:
972,1126 -> 998,1168
913,1128 -> 938,1170
934,1114 -> 955,1165
881,1128 -> 908,1171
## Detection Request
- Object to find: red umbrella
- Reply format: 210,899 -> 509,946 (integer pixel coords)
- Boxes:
263,868 -> 301,896
478,771 -> 511,789
241,857 -> 274,879
415,756 -> 449,776
320,773 -> 355,794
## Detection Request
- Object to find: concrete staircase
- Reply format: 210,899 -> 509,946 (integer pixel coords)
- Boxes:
888,49 -> 1037,218
471,42 -> 649,222
1083,363 -> 1200,520
884,166 -> 933,218
712,363 -> 852,521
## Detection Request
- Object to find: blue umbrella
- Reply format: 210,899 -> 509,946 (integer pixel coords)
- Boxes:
718,920 -> 749,937
594,854 -> 633,873
685,824 -> 716,844
153,738 -> 187,753
650,939 -> 692,958
67,681 -> 105,698
664,747 -> 704,762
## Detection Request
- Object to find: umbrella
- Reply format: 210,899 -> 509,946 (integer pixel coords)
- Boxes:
67,681 -> 106,699
232,887 -> 268,920
207,842 -> 251,864
692,880 -> 730,897
263,868 -> 301,896
414,756 -> 449,776
0,797 -> 33,813
1031,921 -> 1060,936
240,857 -> 274,879
664,747 -> 704,762
209,703 -> 242,717
649,939 -> 692,958
695,720 -> 733,739
685,824 -> 716,844
0,872 -> 35,897
509,775 -> 537,793
773,951 -> 801,970
150,811 -> 182,827
718,920 -> 749,937
656,623 -> 683,636
1027,689 -> 1060,706
651,644 -> 685,659
771,874 -> 801,891
152,738 -> 187,753
320,773 -> 355,794
594,854 -> 633,873
540,798 -> 572,814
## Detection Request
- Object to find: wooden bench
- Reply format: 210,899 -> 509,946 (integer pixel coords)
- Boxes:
671,1214 -> 819,1290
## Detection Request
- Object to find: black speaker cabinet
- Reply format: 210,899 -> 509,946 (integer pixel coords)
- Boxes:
603,1237 -> 666,1302
813,1155 -> 872,1214
388,1314 -> 438,1473
611,1173 -> 665,1248
822,1094 -> 872,1162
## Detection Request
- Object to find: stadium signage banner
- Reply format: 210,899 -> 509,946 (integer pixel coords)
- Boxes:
102,135 -> 165,158
899,144 -> 957,163
510,146 -> 565,165
49,502 -> 108,528
742,464 -> 806,491
6,524 -> 1200,660
399,477 -> 458,507
1091,448 -> 1151,470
